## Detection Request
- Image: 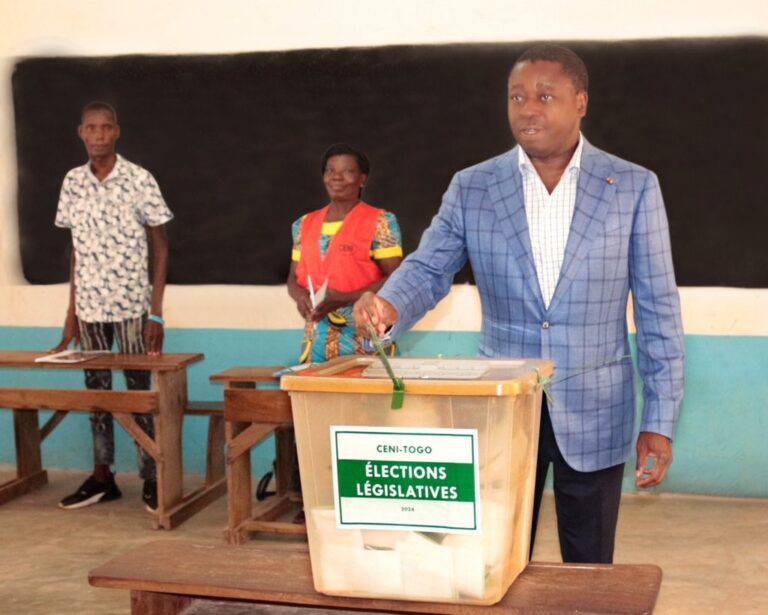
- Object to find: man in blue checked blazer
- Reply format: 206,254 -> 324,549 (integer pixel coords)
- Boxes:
354,45 -> 684,564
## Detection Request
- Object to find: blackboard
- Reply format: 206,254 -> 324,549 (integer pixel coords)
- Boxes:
12,38 -> 768,286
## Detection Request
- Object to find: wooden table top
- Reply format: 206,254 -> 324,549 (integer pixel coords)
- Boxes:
0,351 -> 204,371
210,367 -> 282,383
89,540 -> 662,614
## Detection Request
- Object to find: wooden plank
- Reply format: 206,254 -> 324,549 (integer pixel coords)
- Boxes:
114,413 -> 162,462
210,367 -> 282,384
185,401 -> 225,416
224,389 -> 292,424
0,351 -> 204,371
0,389 -> 158,413
274,426 -> 299,496
182,599 -> 386,614
0,470 -> 48,505
131,589 -> 193,615
162,478 -> 227,530
225,421 -> 253,545
501,562 -> 662,614
40,410 -> 69,441
250,493 -> 294,522
154,370 -> 187,529
14,410 -> 43,477
205,415 -> 225,486
242,520 -> 307,536
89,541 -> 662,614
226,424 -> 276,464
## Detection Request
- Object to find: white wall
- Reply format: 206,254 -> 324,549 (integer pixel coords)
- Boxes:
2,0 -> 767,335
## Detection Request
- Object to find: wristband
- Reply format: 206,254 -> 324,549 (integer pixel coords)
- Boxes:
147,314 -> 165,326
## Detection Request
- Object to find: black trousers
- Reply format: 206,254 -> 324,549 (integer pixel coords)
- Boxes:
529,398 -> 625,563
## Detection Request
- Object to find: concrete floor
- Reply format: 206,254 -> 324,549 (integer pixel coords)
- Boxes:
1,469 -> 767,614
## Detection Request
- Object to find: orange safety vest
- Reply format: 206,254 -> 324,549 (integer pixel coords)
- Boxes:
295,202 -> 384,293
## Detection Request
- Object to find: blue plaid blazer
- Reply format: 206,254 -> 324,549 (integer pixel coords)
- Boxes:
380,139 -> 685,472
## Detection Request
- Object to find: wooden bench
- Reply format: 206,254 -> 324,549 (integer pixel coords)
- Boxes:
211,367 -> 304,544
182,401 -> 227,517
0,351 -> 224,529
89,540 -> 663,614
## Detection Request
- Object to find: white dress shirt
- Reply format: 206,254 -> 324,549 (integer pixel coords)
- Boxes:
518,135 -> 583,308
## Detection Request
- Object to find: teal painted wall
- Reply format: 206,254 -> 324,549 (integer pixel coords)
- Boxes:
1,326 -> 766,497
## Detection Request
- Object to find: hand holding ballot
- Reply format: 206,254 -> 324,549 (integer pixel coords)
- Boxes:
308,279 -> 343,322
353,291 -> 400,337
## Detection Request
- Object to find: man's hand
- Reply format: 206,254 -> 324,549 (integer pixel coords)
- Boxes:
51,312 -> 80,353
353,292 -> 399,337
144,320 -> 164,356
635,432 -> 673,488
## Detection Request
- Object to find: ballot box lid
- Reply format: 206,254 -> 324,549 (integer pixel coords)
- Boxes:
280,356 -> 553,397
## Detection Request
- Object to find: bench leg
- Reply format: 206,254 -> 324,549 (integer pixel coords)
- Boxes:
205,415 -> 225,487
274,425 -> 300,497
130,590 -> 192,615
225,420 -> 252,545
153,370 -> 186,530
142,412 -> 226,530
0,410 -> 48,505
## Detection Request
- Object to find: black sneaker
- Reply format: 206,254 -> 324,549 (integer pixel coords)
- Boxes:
142,479 -> 158,513
59,474 -> 122,510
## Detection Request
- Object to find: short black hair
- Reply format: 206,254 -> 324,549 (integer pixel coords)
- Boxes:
321,143 -> 370,176
512,45 -> 589,93
81,101 -> 118,123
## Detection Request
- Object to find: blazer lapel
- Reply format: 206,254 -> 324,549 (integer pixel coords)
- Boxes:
487,147 -> 545,310
548,140 -> 617,313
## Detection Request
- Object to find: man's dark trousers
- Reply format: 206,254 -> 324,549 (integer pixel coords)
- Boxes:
529,397 -> 625,563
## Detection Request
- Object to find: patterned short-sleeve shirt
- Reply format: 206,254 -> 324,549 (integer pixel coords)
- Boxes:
55,155 -> 173,323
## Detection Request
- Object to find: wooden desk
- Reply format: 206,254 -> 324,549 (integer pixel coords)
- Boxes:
0,350 -> 224,529
89,540 -> 662,614
210,367 -> 303,543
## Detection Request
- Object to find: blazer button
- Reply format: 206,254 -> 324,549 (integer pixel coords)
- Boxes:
542,321 -> 550,329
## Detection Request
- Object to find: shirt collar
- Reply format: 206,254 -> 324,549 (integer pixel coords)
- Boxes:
85,153 -> 124,183
518,133 -> 584,176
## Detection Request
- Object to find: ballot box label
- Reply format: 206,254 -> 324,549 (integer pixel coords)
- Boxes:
331,426 -> 481,533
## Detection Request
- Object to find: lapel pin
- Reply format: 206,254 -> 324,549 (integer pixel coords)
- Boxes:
606,176 -> 616,185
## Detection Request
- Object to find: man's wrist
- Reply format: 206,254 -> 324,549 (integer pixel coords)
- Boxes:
147,313 -> 165,326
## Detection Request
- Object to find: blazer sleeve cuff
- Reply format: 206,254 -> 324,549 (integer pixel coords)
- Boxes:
378,287 -> 412,338
639,400 -> 680,440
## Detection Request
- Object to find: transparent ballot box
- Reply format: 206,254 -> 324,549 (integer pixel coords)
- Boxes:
281,356 -> 552,605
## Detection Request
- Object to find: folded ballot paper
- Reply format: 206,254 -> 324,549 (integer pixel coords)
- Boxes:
309,507 -> 501,601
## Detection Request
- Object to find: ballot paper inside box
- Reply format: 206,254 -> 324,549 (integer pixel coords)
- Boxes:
281,356 -> 552,606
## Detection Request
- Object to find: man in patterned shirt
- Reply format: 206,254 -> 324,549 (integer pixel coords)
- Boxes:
52,102 -> 173,512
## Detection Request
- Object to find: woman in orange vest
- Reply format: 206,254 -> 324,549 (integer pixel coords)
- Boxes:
288,143 -> 403,362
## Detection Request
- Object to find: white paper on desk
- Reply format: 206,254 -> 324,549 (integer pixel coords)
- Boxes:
34,349 -> 111,364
